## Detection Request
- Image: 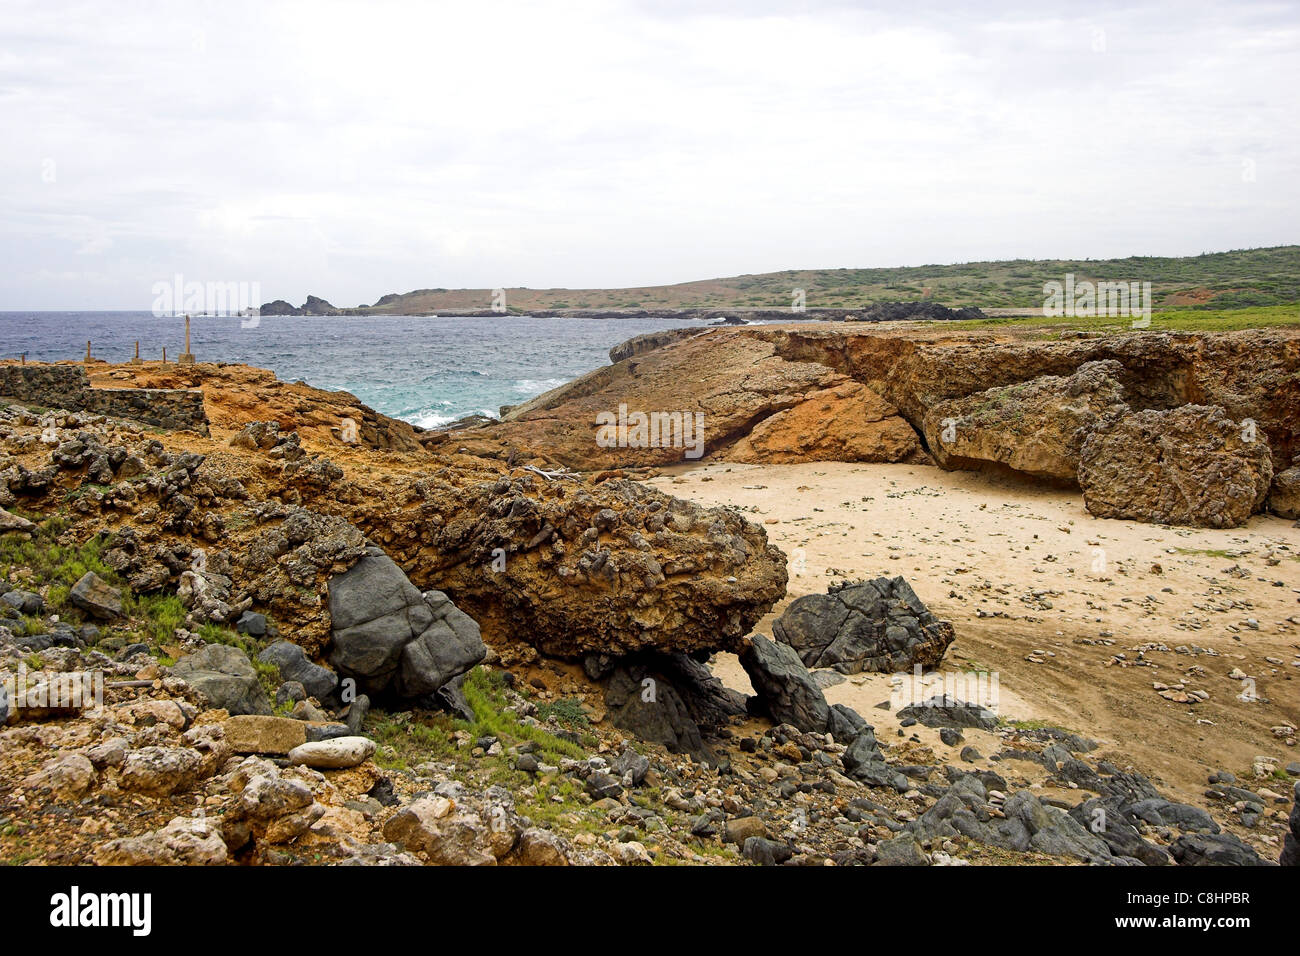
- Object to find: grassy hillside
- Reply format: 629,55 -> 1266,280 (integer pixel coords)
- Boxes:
356,246 -> 1299,313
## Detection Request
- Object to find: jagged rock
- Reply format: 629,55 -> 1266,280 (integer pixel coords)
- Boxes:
225,767 -> 324,848
1279,782 -> 1299,865
897,696 -> 998,730
1000,791 -> 1113,861
327,547 -> 485,698
1078,405 -> 1273,528
258,640 -> 338,700
1068,797 -> 1171,865
1170,832 -> 1266,866
604,661 -> 716,766
923,360 -> 1128,481
773,576 -> 955,674
118,746 -> 204,796
1269,458 -> 1300,518
93,816 -> 228,866
21,753 -> 95,798
171,643 -> 272,716
287,736 -> 376,769
69,571 -> 123,620
847,740 -> 907,793
728,381 -> 924,464
0,507 -> 35,534
738,634 -> 832,735
382,796 -> 497,866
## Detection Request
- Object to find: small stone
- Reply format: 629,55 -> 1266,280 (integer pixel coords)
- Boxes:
287,735 -> 376,769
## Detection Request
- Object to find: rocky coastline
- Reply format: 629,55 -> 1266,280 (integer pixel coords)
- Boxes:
1,323 -> 1296,867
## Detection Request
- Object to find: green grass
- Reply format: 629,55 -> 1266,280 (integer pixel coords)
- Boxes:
122,593 -> 187,645
535,696 -> 590,730
0,517 -> 118,607
1172,547 -> 1237,559
942,303 -> 1300,334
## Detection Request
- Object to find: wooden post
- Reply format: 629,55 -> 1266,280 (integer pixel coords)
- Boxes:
162,346 -> 167,363
85,340 -> 91,363
179,314 -> 196,364
20,353 -> 25,365
130,340 -> 143,365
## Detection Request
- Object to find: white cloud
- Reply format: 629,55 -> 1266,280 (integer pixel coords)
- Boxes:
0,0 -> 1296,307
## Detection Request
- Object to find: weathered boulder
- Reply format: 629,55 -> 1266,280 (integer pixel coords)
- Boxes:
1078,405 -> 1273,527
93,816 -> 228,866
922,360 -> 1129,482
287,736 -> 376,769
170,643 -> 272,716
728,381 -> 924,464
69,571 -> 123,619
773,576 -> 955,674
328,547 -> 485,698
738,634 -> 832,735
258,640 -> 338,700
1268,458 -> 1300,519
897,696 -> 999,730
345,474 -> 787,660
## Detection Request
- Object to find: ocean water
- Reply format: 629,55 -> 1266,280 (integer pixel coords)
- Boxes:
0,312 -> 716,426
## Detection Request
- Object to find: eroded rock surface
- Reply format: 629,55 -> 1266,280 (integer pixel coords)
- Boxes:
773,577 -> 955,674
1078,405 -> 1273,528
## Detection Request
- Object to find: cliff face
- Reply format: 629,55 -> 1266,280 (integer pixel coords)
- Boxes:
449,324 -> 1300,527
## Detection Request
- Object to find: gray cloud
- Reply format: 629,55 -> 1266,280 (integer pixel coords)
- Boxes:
0,0 -> 1296,308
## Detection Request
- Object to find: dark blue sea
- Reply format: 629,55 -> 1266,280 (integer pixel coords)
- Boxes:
0,312 -> 715,426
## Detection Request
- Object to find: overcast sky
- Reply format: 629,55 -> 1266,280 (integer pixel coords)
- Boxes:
2,0 -> 1297,309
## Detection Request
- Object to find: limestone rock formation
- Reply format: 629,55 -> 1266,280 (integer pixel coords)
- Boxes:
438,330 -> 922,468
922,360 -> 1128,481
773,577 -> 955,674
729,381 -> 924,464
1268,457 -> 1300,519
348,473 -> 788,659
1078,405 -> 1273,527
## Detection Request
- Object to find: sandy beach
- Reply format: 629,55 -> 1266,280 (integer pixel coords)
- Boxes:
653,461 -> 1300,807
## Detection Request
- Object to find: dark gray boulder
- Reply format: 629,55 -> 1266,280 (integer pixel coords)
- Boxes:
738,634 -> 832,735
1068,796 -> 1171,866
1280,783 -> 1299,866
843,730 -> 908,791
70,572 -> 123,620
897,695 -> 998,730
327,547 -> 485,698
258,640 -> 338,700
742,836 -> 793,866
604,662 -> 716,766
1170,833 -> 1266,866
394,591 -> 486,697
170,643 -> 271,715
774,577 -> 955,674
